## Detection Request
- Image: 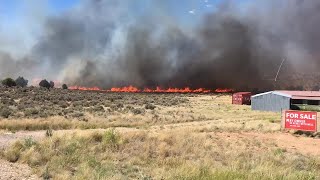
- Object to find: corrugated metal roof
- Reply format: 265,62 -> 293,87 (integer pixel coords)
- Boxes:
252,91 -> 291,98
276,91 -> 320,97
251,91 -> 273,98
272,91 -> 292,98
252,90 -> 320,100
291,96 -> 320,100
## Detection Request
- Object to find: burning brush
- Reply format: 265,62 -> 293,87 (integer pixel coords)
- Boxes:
69,86 -> 234,93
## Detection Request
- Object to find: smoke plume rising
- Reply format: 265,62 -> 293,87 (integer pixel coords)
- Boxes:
1,0 -> 320,90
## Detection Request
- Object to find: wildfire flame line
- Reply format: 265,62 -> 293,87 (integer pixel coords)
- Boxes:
69,86 -> 233,93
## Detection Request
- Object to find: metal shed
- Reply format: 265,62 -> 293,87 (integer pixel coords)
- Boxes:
252,91 -> 320,112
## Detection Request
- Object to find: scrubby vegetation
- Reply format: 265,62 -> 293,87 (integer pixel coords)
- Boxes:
62,84 -> 68,90
49,81 -> 55,88
1,78 -> 16,87
0,86 -> 316,179
2,129 -> 319,179
39,79 -> 51,89
0,86 -> 281,132
15,77 -> 28,87
0,86 -> 193,130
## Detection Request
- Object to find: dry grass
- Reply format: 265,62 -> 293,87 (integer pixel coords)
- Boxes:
2,129 -> 319,179
0,89 -> 281,132
0,117 -> 142,132
1,88 -> 299,179
0,87 -> 187,119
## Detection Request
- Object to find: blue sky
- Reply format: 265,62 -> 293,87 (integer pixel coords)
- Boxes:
0,0 -> 254,25
0,0 -> 79,17
48,0 -> 79,12
0,0 -> 229,19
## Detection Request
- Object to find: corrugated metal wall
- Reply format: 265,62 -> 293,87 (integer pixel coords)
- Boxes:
252,93 -> 291,112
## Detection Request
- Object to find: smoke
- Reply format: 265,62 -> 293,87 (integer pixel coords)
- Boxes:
1,0 -> 320,90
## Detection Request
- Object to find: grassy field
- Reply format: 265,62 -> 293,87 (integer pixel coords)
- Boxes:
3,129 -> 319,180
0,87 -> 280,132
1,87 -> 319,179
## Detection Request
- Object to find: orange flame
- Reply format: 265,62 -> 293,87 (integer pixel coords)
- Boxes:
69,86 -> 102,91
69,85 -> 233,93
215,88 -> 234,93
111,86 -> 140,92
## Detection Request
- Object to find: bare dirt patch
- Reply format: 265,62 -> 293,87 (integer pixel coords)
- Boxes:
244,132 -> 320,156
0,159 -> 39,180
0,131 -> 44,150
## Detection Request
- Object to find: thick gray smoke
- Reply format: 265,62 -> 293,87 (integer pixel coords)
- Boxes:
1,0 -> 320,90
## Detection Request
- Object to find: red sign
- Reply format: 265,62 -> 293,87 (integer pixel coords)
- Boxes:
285,110 -> 317,132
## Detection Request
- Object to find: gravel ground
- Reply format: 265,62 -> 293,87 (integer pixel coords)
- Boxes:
0,159 -> 39,180
0,131 -> 44,150
0,131 -> 44,180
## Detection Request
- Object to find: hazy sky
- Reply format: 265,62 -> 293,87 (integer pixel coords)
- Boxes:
1,0 -> 319,89
0,0 -> 251,25
0,0 -> 227,56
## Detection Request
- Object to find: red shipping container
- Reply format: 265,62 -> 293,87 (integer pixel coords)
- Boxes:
232,92 -> 252,105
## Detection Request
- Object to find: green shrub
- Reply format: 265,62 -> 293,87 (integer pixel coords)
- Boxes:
24,108 -> 39,117
145,103 -> 156,110
103,129 -> 121,150
132,108 -> 144,115
58,101 -> 69,108
70,111 -> 84,118
0,107 -> 12,118
49,81 -> 55,88
90,132 -> 103,143
39,79 -> 51,89
15,76 -> 28,87
24,137 -> 37,148
46,129 -> 53,137
4,141 -> 24,162
62,84 -> 68,90
1,78 -> 16,87
42,166 -> 52,180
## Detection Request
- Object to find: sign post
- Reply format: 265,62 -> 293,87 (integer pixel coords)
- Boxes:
283,110 -> 317,132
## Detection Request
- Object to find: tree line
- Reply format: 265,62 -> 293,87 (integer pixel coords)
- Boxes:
1,77 -> 68,89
